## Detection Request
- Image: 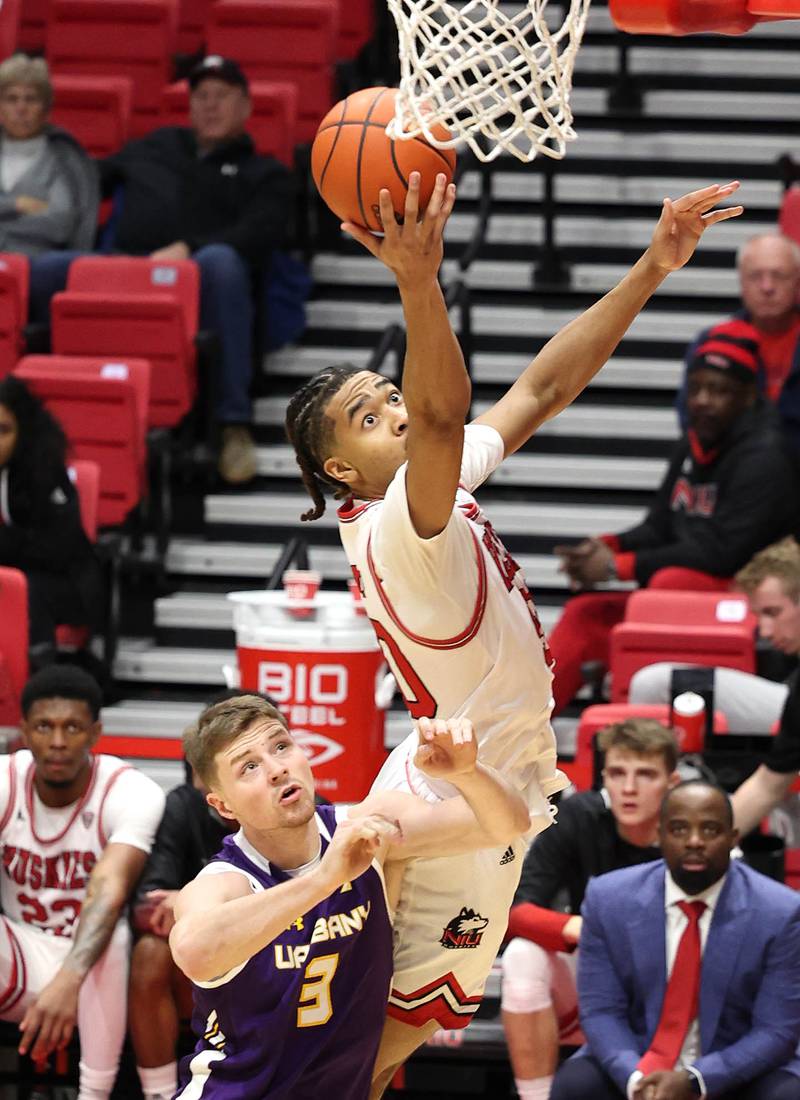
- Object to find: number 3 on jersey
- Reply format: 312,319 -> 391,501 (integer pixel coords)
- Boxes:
297,954 -> 339,1028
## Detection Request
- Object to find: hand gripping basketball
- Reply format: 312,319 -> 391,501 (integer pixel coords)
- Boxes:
413,716 -> 478,780
319,814 -> 401,887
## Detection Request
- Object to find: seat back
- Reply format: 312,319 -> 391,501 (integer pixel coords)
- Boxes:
338,0 -> 374,59
47,0 -> 179,135
208,0 -> 338,142
19,0 -> 46,52
0,254 -> 29,380
160,79 -> 298,165
0,567 -> 28,729
779,185 -> 800,250
50,74 -> 133,157
68,458 -> 101,542
176,0 -> 212,53
609,590 -> 756,703
14,355 -> 151,527
0,0 -> 21,59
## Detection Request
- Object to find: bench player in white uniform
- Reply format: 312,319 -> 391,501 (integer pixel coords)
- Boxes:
284,173 -> 743,1092
0,665 -> 165,1100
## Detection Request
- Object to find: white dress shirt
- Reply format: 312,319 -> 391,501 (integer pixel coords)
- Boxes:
626,869 -> 727,1100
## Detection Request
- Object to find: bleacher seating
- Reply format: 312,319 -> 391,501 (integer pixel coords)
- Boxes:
50,256 -> 199,429
609,590 -> 757,703
160,78 -> 298,165
0,0 -> 21,60
175,0 -> 213,54
18,0 -> 46,53
207,0 -> 338,143
46,0 -> 179,138
337,0 -> 374,59
0,568 -> 28,731
14,355 -> 151,527
0,253 -> 29,381
779,185 -> 800,248
50,74 -> 133,158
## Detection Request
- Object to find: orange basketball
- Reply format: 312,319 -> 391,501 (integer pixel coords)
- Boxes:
311,87 -> 457,233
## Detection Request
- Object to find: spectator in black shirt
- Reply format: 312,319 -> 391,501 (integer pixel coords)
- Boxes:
501,720 -> 679,1100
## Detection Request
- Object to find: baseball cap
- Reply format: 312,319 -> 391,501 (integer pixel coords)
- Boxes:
688,319 -> 761,384
189,56 -> 249,93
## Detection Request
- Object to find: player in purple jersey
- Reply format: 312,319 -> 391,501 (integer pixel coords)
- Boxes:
169,694 -> 529,1100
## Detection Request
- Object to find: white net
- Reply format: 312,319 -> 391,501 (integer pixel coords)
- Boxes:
386,0 -> 591,163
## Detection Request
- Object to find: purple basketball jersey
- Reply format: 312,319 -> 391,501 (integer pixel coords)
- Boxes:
175,805 -> 393,1100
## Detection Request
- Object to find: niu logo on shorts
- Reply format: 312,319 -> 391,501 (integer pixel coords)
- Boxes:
500,846 -> 515,866
440,907 -> 489,950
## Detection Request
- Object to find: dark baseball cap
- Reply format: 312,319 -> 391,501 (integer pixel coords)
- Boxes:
189,56 -> 249,93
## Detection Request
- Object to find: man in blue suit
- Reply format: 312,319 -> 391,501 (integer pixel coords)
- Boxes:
551,780 -> 800,1100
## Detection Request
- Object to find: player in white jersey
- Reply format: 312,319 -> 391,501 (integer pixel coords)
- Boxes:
0,665 -> 165,1100
285,173 -> 743,1091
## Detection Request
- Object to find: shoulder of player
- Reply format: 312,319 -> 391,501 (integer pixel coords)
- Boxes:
178,863 -> 254,913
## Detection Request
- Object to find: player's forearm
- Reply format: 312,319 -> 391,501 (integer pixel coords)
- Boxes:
518,251 -> 667,422
731,765 -> 795,836
398,278 -> 471,426
170,870 -> 333,983
60,877 -> 127,981
449,763 -> 531,844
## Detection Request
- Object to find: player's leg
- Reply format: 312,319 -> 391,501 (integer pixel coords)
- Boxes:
369,1016 -> 441,1099
76,918 -> 131,1100
129,933 -> 185,1100
501,938 -> 581,1100
0,915 -> 71,1024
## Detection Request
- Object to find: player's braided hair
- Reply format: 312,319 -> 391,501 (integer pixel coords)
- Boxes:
285,364 -> 363,521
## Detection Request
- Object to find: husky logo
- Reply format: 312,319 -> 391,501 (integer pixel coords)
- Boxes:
294,730 -> 345,768
440,907 -> 489,949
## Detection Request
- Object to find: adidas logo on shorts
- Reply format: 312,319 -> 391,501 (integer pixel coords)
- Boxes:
500,845 -> 515,866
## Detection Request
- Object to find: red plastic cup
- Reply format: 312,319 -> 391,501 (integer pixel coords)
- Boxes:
347,576 -> 366,616
282,569 -> 321,618
671,691 -> 706,754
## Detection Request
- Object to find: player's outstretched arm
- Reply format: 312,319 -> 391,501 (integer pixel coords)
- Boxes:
343,172 -> 469,539
18,841 -> 148,1061
473,183 -> 744,457
170,815 -> 401,984
355,718 -> 531,860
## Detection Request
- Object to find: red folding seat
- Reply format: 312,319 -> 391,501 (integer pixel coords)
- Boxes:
50,256 -> 199,429
208,0 -> 338,143
0,254 -> 29,380
50,75 -> 133,158
567,702 -> 731,792
0,567 -> 28,730
14,355 -> 151,528
47,0 -> 179,138
160,79 -> 298,165
176,0 -> 213,54
779,186 -> 800,251
18,0 -> 46,53
609,590 -> 756,703
338,0 -> 374,59
0,0 -> 21,59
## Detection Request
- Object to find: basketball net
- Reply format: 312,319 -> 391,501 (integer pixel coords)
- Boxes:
386,0 -> 591,163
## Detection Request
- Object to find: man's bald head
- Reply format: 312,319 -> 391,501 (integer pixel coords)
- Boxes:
737,234 -> 800,332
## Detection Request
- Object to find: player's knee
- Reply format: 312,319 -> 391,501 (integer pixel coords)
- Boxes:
629,662 -> 672,704
130,933 -> 174,997
500,938 -> 555,1014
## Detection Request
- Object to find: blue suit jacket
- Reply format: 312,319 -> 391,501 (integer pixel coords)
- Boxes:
576,859 -> 800,1096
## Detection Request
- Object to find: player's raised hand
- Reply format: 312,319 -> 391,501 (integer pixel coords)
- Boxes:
646,182 -> 743,273
414,716 -> 479,779
341,171 -> 456,286
319,814 -> 401,887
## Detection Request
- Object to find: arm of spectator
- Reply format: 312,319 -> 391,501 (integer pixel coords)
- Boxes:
618,444 -> 795,584
184,160 -> 293,266
577,878 -> 643,1092
133,788 -> 196,930
7,177 -> 78,249
0,474 -> 96,572
693,909 -> 800,1095
731,765 -> 796,836
507,904 -> 581,952
18,842 -> 148,1061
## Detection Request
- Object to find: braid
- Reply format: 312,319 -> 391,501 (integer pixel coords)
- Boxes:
285,365 -> 362,521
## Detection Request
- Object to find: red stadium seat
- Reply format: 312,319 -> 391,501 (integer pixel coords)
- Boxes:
50,75 -> 133,158
0,0 -> 21,59
0,568 -> 28,730
609,590 -> 756,704
0,254 -> 29,380
208,0 -> 338,143
47,0 -> 179,137
779,186 -> 800,251
160,79 -> 298,165
19,0 -> 47,53
50,256 -> 199,429
338,0 -> 374,59
14,355 -> 151,527
567,703 -> 731,791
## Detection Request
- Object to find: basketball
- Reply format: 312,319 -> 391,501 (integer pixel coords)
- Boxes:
311,86 -> 457,234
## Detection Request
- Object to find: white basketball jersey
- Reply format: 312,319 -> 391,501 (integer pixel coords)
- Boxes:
338,423 -> 567,819
0,751 -> 133,938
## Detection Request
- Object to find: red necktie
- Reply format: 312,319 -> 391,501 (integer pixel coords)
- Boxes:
638,900 -> 706,1075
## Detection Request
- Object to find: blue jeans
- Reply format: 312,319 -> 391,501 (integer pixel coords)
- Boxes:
28,243 -> 254,424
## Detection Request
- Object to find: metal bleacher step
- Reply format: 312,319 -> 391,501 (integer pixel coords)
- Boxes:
264,346 -> 685,392
572,86 -> 800,122
529,126 -> 796,167
576,43 -> 800,80
254,443 -> 668,491
203,491 -> 646,539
